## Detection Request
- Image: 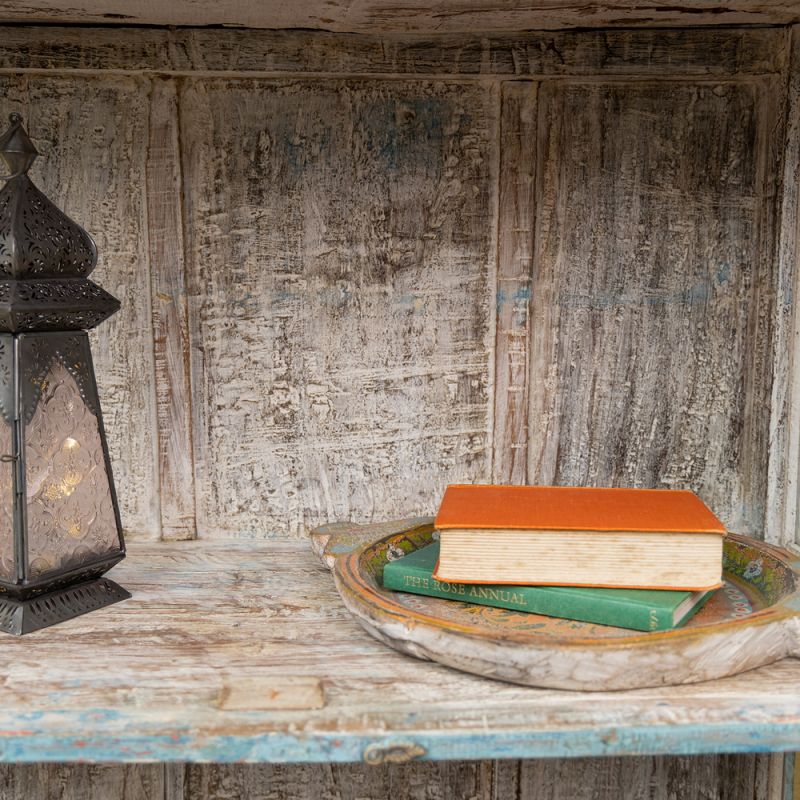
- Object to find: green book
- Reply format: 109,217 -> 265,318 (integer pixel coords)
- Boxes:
382,542 -> 715,632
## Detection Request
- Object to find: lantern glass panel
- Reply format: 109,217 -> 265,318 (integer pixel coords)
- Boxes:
25,357 -> 118,579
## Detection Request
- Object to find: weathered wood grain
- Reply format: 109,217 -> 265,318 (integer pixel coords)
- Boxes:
0,26 -> 785,79
0,756 -> 776,800
146,78 -> 197,541
0,21 -> 790,800
772,753 -> 790,800
0,0 -> 797,31
0,540 -> 796,764
177,757 -> 773,800
526,78 -> 785,537
179,78 -> 495,538
164,764 -> 184,800
0,764 -> 165,800
769,27 -> 800,548
0,75 -> 160,540
493,754 -> 773,800
181,761 -> 492,800
493,81 -> 537,484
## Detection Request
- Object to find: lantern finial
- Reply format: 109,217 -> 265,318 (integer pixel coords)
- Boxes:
0,114 -> 38,177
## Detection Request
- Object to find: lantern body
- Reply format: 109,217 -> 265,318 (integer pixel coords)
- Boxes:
0,115 -> 129,634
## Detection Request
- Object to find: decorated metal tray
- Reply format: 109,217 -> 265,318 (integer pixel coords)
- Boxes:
311,517 -> 800,690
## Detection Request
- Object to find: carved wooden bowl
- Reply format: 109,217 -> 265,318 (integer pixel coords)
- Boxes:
312,517 -> 800,690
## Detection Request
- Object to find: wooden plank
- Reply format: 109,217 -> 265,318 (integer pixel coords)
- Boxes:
178,78 -> 495,538
526,77 -> 785,537
0,541 -> 795,763
0,757 -> 775,800
0,26 -> 784,79
768,26 -> 800,549
771,753 -> 789,800
0,75 -> 160,539
493,754 -> 773,800
164,764 -> 184,800
0,0 -> 797,32
795,753 -> 800,800
164,757 -> 777,800
181,762 -> 492,799
493,82 -> 537,484
146,78 -> 197,541
0,764 -> 165,800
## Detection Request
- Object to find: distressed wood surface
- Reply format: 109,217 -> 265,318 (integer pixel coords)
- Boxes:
0,764 -> 166,800
0,540 -> 796,763
493,82 -> 537,484
146,78 -> 197,541
526,78 -> 785,537
0,27 -> 791,549
494,755 -> 776,800
0,75 -> 160,540
0,0 -> 797,31
0,757 -> 777,800
177,756 -> 773,800
0,757 -> 779,800
179,78 -> 495,538
0,22 -> 793,800
769,27 -> 800,548
0,26 -> 785,79
0,759 -> 778,800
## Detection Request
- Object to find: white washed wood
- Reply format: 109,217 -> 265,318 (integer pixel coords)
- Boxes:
0,540 -> 795,763
0,0 -> 797,31
179,78 -> 495,538
493,82 -> 536,484
0,28 -> 789,551
769,27 -> 800,548
526,78 -> 784,537
146,78 -> 197,541
0,22 -> 791,800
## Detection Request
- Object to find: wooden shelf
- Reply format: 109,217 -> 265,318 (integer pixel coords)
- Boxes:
2,540 -> 798,764
0,1 -> 798,31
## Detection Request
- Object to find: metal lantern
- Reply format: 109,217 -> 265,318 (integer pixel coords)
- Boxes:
0,113 -> 129,635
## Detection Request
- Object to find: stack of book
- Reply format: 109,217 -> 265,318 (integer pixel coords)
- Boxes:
383,485 -> 726,632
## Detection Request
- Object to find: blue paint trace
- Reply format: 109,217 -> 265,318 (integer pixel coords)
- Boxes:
1,717 -> 798,763
556,261 -> 737,310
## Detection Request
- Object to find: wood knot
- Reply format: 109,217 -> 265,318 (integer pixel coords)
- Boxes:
363,741 -> 426,765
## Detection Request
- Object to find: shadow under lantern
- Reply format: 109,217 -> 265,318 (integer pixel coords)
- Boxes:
0,113 -> 129,635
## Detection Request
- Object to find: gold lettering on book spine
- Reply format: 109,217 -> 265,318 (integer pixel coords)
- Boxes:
467,585 -> 527,607
402,572 -> 528,608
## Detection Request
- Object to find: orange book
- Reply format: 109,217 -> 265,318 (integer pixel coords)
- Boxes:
432,485 -> 725,591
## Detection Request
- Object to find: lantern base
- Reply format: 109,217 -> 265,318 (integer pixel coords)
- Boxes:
0,577 -> 130,635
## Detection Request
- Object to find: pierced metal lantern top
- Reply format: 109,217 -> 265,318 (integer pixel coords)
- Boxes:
0,114 -> 120,333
